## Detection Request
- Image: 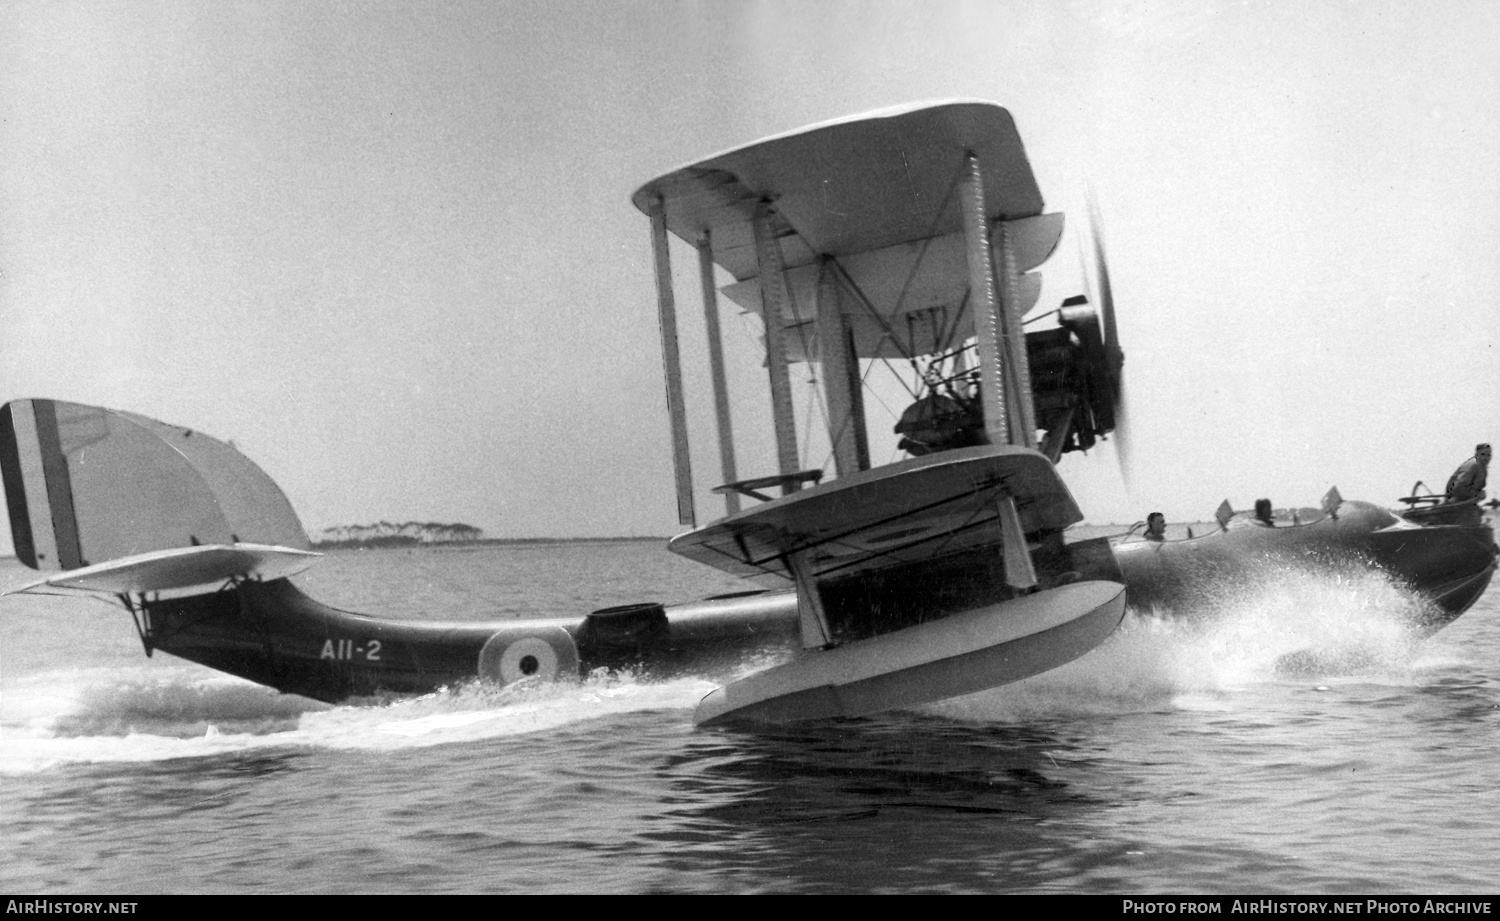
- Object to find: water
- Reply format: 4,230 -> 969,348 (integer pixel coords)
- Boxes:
3,535 -> 1498,894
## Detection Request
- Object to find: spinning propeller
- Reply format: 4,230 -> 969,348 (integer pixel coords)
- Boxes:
1086,195 -> 1130,484
1035,195 -> 1131,477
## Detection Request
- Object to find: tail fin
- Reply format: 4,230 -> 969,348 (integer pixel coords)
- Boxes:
1,399 -> 309,571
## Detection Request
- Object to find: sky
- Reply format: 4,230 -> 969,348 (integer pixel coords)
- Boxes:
2,0 -> 1497,554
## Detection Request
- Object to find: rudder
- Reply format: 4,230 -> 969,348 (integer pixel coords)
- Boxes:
0,399 -> 309,571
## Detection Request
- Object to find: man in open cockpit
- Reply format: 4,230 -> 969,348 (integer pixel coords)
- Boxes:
1252,498 -> 1276,527
1446,443 -> 1491,504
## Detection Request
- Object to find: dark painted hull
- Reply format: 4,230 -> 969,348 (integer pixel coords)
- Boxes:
141,535 -> 1125,704
142,578 -> 801,703
140,502 -> 1492,703
1111,500 -> 1498,629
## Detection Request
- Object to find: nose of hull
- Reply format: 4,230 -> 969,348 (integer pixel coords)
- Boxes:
1113,502 -> 1498,628
1413,561 -> 1497,628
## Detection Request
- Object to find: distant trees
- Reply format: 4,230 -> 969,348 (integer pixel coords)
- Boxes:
313,521 -> 485,548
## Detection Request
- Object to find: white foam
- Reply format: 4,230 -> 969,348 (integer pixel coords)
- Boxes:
299,672 -> 716,749
925,560 -> 1447,723
0,667 -> 717,772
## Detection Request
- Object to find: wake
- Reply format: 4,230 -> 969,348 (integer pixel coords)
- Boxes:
0,666 -> 716,774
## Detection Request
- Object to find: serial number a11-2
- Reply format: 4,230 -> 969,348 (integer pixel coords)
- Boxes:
320,638 -> 383,661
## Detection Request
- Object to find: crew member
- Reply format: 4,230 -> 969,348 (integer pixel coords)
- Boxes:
1445,443 -> 1492,503
1253,498 -> 1276,527
894,391 -> 984,456
1144,512 -> 1167,541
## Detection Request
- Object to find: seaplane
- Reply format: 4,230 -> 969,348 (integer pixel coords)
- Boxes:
1,101 -> 1132,725
7,102 -> 1491,724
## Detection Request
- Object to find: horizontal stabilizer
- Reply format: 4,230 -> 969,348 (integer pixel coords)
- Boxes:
4,543 -> 321,596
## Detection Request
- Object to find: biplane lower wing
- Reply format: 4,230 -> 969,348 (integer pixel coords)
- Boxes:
670,445 -> 1123,724
668,445 -> 1085,584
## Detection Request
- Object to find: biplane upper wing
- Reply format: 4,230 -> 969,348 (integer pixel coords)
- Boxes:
632,100 -> 1043,274
631,100 -> 1065,360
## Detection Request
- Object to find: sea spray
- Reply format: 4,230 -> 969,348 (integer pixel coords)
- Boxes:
926,557 -> 1440,724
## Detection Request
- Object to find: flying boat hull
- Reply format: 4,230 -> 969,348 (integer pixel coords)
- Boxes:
106,576 -> 804,703
1112,501 -> 1497,628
